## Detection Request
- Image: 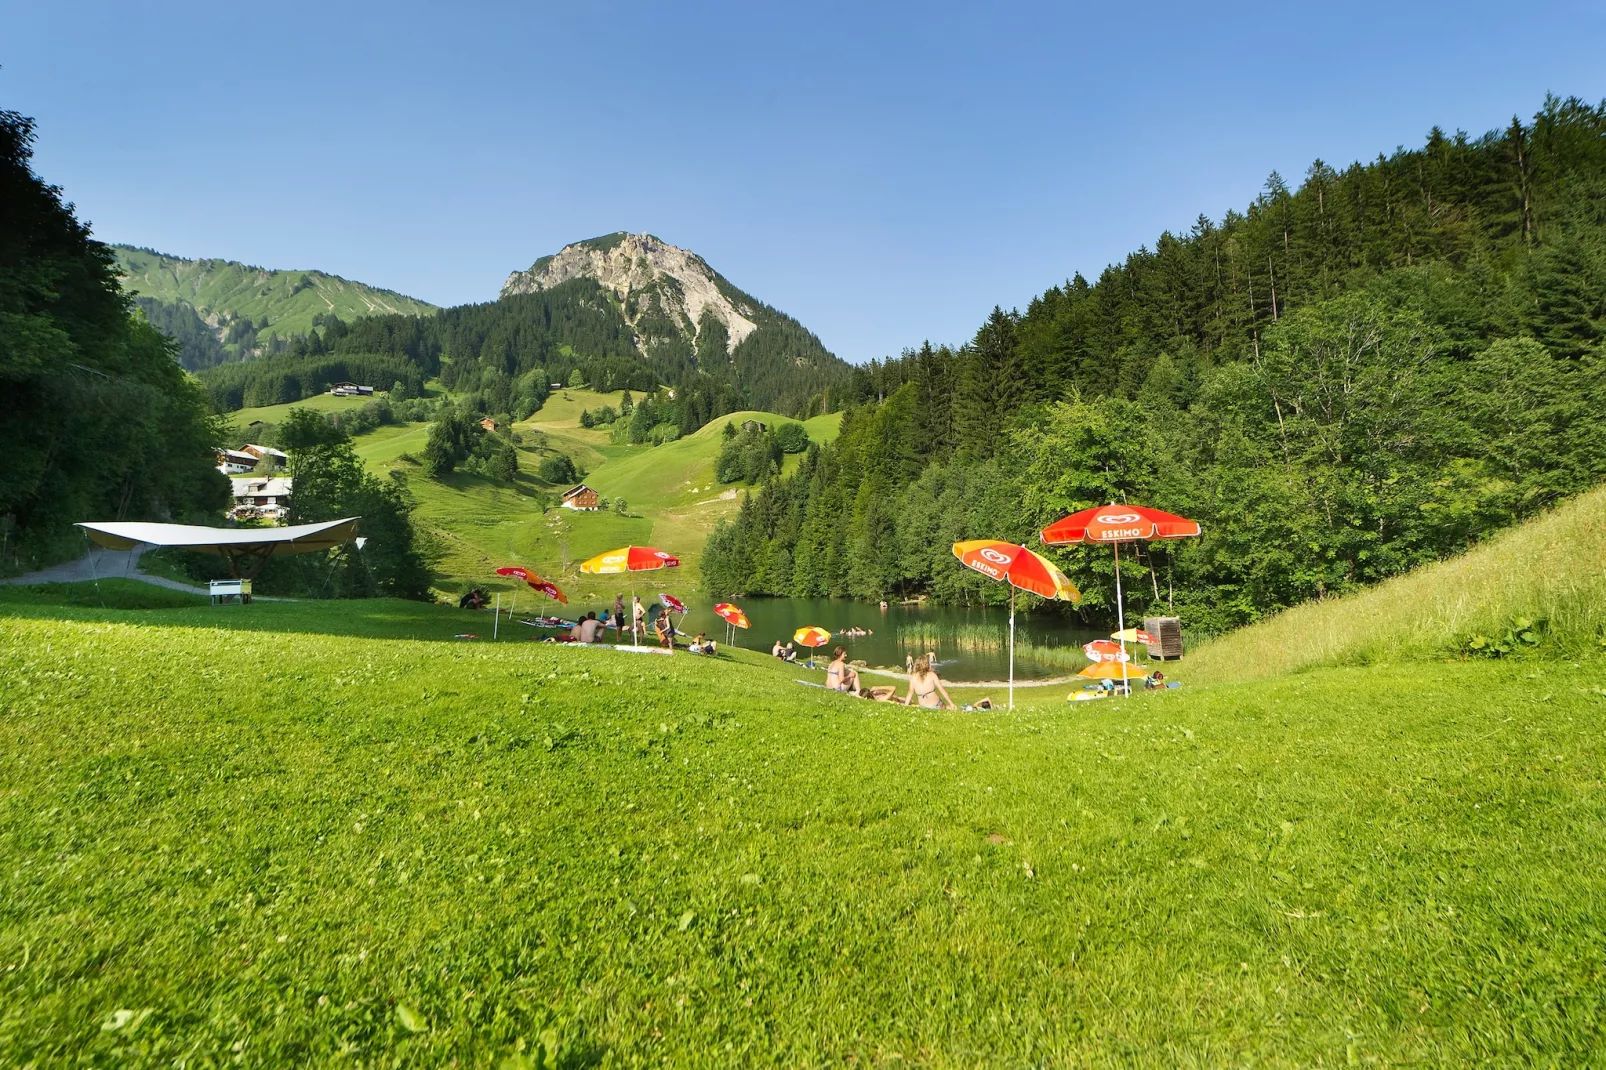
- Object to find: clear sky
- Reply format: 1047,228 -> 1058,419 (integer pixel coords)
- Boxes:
6,1 -> 1604,363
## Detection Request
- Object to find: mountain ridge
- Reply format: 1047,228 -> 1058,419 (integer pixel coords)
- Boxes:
112,244 -> 438,369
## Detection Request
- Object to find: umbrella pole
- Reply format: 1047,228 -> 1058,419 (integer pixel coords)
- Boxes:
493,592 -> 500,641
1114,542 -> 1127,697
1008,586 -> 1016,711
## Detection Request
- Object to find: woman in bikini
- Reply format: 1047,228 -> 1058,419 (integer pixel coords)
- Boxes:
825,647 -> 861,696
903,654 -> 956,710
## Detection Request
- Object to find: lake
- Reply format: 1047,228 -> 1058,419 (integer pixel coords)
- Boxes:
649,596 -> 1106,682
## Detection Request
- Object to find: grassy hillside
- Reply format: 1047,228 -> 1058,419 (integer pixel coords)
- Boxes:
114,245 -> 436,352
221,386 -> 848,597
210,389 -> 841,597
2,582 -> 1602,1063
225,391 -> 391,434
1181,483 -> 1606,683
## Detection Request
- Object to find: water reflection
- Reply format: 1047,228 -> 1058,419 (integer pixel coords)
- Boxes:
659,596 -> 1103,681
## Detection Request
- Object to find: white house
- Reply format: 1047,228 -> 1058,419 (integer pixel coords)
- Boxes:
330,382 -> 375,397
229,476 -> 293,522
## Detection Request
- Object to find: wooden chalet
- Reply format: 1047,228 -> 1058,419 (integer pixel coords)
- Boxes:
561,484 -> 601,511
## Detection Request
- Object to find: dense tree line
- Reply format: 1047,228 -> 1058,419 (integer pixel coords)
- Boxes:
193,272 -> 849,433
199,352 -> 428,410
133,297 -> 230,369
703,96 -> 1606,634
0,109 -> 229,570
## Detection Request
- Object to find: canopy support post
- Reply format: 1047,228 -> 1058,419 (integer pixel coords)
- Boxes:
493,592 -> 500,640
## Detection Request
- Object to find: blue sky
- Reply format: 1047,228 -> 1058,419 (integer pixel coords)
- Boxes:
6,1 -> 1604,363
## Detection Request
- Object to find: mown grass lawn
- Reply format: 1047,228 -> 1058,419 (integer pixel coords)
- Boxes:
2,587 -> 1603,1065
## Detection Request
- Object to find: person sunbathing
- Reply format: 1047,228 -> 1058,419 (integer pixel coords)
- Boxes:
903,655 -> 956,710
577,611 -> 605,643
689,633 -> 717,655
825,647 -> 861,695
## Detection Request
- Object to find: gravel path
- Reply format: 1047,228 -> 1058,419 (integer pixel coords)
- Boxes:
1,544 -> 206,594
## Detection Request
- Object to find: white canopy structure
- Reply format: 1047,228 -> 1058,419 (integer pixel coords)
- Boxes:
76,518 -> 360,578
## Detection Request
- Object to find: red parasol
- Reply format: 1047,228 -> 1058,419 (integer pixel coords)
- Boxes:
495,566 -> 568,604
1040,504 -> 1201,697
1041,505 -> 1201,545
1083,638 -> 1130,663
660,593 -> 688,615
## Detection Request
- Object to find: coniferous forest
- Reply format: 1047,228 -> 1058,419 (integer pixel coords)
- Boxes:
196,278 -> 848,435
701,96 -> 1606,634
0,110 -> 230,567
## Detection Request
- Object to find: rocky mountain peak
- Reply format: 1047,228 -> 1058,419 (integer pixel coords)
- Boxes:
501,232 -> 759,352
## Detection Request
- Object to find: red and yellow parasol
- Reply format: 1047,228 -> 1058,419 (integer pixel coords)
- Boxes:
580,546 -> 680,644
579,546 -> 681,574
952,539 -> 1081,709
714,602 -> 750,629
794,626 -> 831,648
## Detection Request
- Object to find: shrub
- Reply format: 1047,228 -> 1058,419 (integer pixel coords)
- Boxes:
774,422 -> 809,453
537,453 -> 578,484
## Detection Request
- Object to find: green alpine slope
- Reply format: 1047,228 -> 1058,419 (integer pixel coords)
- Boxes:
113,245 -> 436,368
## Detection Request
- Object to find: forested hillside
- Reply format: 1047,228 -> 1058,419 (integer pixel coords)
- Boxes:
703,95 -> 1606,634
199,268 -> 852,435
0,114 -> 229,570
114,245 -> 438,369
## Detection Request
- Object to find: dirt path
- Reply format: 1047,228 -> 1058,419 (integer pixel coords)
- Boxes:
1,545 -> 205,594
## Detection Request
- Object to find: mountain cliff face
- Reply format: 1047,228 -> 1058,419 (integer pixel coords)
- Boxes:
498,233 -> 849,416
503,233 -> 761,354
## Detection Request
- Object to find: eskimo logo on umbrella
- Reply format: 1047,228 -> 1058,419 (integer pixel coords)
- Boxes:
979,547 -> 1013,565
1097,512 -> 1141,524
654,551 -> 671,559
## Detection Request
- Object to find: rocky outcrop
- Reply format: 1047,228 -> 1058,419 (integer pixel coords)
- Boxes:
501,233 -> 758,352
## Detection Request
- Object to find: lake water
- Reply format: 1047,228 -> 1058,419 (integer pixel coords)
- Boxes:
644,596 -> 1105,682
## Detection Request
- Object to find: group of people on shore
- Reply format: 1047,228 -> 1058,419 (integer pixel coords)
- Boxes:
824,647 -> 958,709
548,594 -> 714,655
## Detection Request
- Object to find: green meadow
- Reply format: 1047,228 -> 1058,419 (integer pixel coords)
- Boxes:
222,387 -> 843,598
2,560 -> 1604,1064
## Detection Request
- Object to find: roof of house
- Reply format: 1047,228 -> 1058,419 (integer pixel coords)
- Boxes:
561,484 -> 596,499
230,477 -> 293,496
